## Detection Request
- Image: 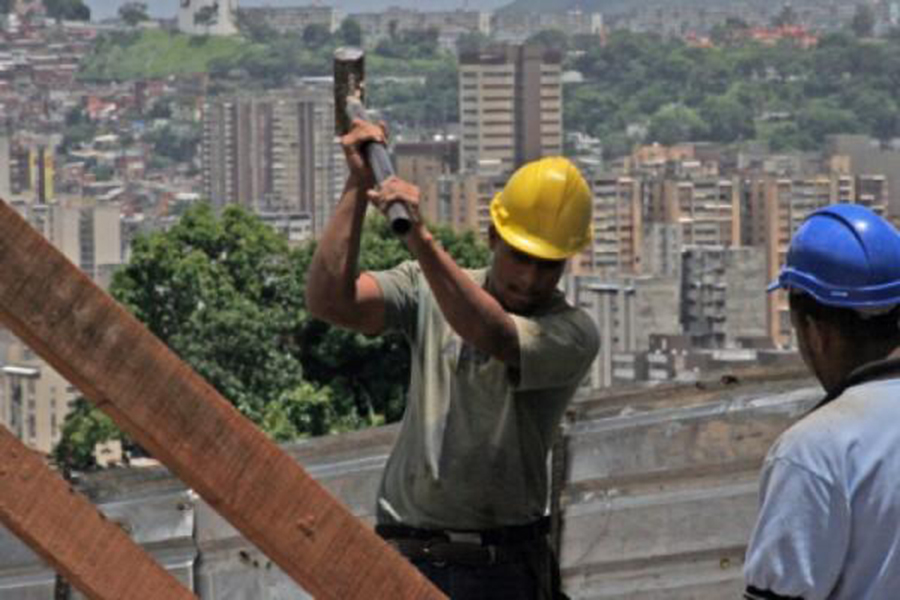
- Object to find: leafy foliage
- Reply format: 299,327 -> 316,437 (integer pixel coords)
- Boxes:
44,0 -> 90,21
119,2 -> 148,27
54,399 -> 121,470
144,124 -> 201,164
567,29 -> 900,154
55,205 -> 489,470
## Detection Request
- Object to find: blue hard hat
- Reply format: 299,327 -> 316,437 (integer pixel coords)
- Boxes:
768,203 -> 900,308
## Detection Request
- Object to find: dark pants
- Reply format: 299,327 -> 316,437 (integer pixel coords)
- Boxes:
412,557 -> 541,600
377,520 -> 565,600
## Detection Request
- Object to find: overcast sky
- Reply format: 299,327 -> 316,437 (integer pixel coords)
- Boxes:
84,0 -> 512,21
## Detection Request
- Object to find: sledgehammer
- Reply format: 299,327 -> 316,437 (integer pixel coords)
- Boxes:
334,47 -> 412,235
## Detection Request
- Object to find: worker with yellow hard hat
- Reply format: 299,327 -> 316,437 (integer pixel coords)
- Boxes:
307,120 -> 598,600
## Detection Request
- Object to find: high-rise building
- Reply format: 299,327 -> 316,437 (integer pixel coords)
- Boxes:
0,199 -> 120,455
22,202 -> 122,288
0,340 -> 78,456
432,170 -> 506,237
681,246 -> 767,349
458,43 -> 562,174
745,176 -> 834,348
394,139 -> 459,225
658,176 -> 741,247
202,87 -> 346,235
577,173 -> 643,276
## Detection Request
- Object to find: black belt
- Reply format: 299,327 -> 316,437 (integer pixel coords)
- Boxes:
376,517 -> 549,546
376,517 -> 549,566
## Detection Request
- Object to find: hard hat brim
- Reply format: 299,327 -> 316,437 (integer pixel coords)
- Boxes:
769,267 -> 900,308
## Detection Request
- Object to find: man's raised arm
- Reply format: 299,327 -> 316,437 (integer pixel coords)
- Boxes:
305,121 -> 386,336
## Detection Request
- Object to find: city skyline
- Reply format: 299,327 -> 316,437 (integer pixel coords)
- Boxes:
84,0 -> 512,21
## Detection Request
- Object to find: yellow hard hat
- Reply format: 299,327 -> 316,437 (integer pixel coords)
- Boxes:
490,157 -> 593,260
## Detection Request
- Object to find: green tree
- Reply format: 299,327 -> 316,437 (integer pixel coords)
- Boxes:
54,205 -> 490,470
44,0 -> 90,20
119,2 -> 148,27
375,27 -> 440,60
710,17 -> 749,46
144,124 -> 201,163
771,5 -> 798,27
338,18 -> 363,47
302,23 -> 331,49
526,29 -> 568,53
700,94 -> 755,142
54,399 -> 123,471
851,4 -> 876,38
236,8 -> 278,43
647,103 -> 709,145
456,31 -> 490,55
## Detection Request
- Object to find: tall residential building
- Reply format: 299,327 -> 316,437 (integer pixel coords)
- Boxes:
458,43 -> 563,174
681,246 -> 767,349
178,0 -> 238,36
745,176 -> 834,348
0,199 -> 120,455
0,339 -> 78,455
658,176 -> 741,247
0,133 -> 57,203
577,173 -> 643,276
828,134 -> 900,216
202,87 -> 346,235
433,170 -> 506,236
21,201 -> 122,288
394,139 -> 459,225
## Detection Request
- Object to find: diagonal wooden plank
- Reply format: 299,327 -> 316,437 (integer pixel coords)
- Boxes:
0,425 -> 196,599
0,200 -> 444,600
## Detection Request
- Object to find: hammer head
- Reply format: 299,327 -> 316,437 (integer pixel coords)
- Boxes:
333,47 -> 365,136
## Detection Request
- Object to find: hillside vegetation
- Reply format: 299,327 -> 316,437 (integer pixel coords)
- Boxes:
77,23 -> 900,155
78,29 -> 251,81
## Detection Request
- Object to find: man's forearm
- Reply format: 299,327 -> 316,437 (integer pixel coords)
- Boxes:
406,225 -> 519,366
305,177 -> 369,319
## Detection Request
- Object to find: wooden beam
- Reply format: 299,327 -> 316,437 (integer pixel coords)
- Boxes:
0,200 -> 444,600
0,426 -> 195,599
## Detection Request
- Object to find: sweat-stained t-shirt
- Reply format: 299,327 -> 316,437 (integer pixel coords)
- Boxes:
369,261 -> 599,531
744,378 -> 900,600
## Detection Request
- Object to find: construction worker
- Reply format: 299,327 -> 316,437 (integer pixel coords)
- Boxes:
305,120 -> 598,599
744,204 -> 900,599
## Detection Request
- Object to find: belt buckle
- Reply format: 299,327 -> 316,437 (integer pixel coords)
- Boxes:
446,531 -> 482,545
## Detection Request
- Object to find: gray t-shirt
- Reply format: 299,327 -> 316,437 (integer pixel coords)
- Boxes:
744,378 -> 900,600
370,261 -> 599,530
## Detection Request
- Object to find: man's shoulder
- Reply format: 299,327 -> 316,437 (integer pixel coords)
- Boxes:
769,379 -> 900,477
530,294 -> 600,355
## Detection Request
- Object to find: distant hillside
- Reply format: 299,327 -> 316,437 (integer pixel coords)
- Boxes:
78,29 -> 250,82
497,0 -> 752,16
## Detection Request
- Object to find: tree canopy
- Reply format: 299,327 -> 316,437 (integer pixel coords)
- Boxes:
566,29 -> 900,154
119,2 -> 148,27
44,0 -> 90,21
55,204 -> 489,470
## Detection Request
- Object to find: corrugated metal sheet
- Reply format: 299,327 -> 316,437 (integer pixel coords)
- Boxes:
0,373 -> 820,599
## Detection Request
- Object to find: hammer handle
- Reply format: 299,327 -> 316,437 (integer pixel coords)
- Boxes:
346,99 -> 412,235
